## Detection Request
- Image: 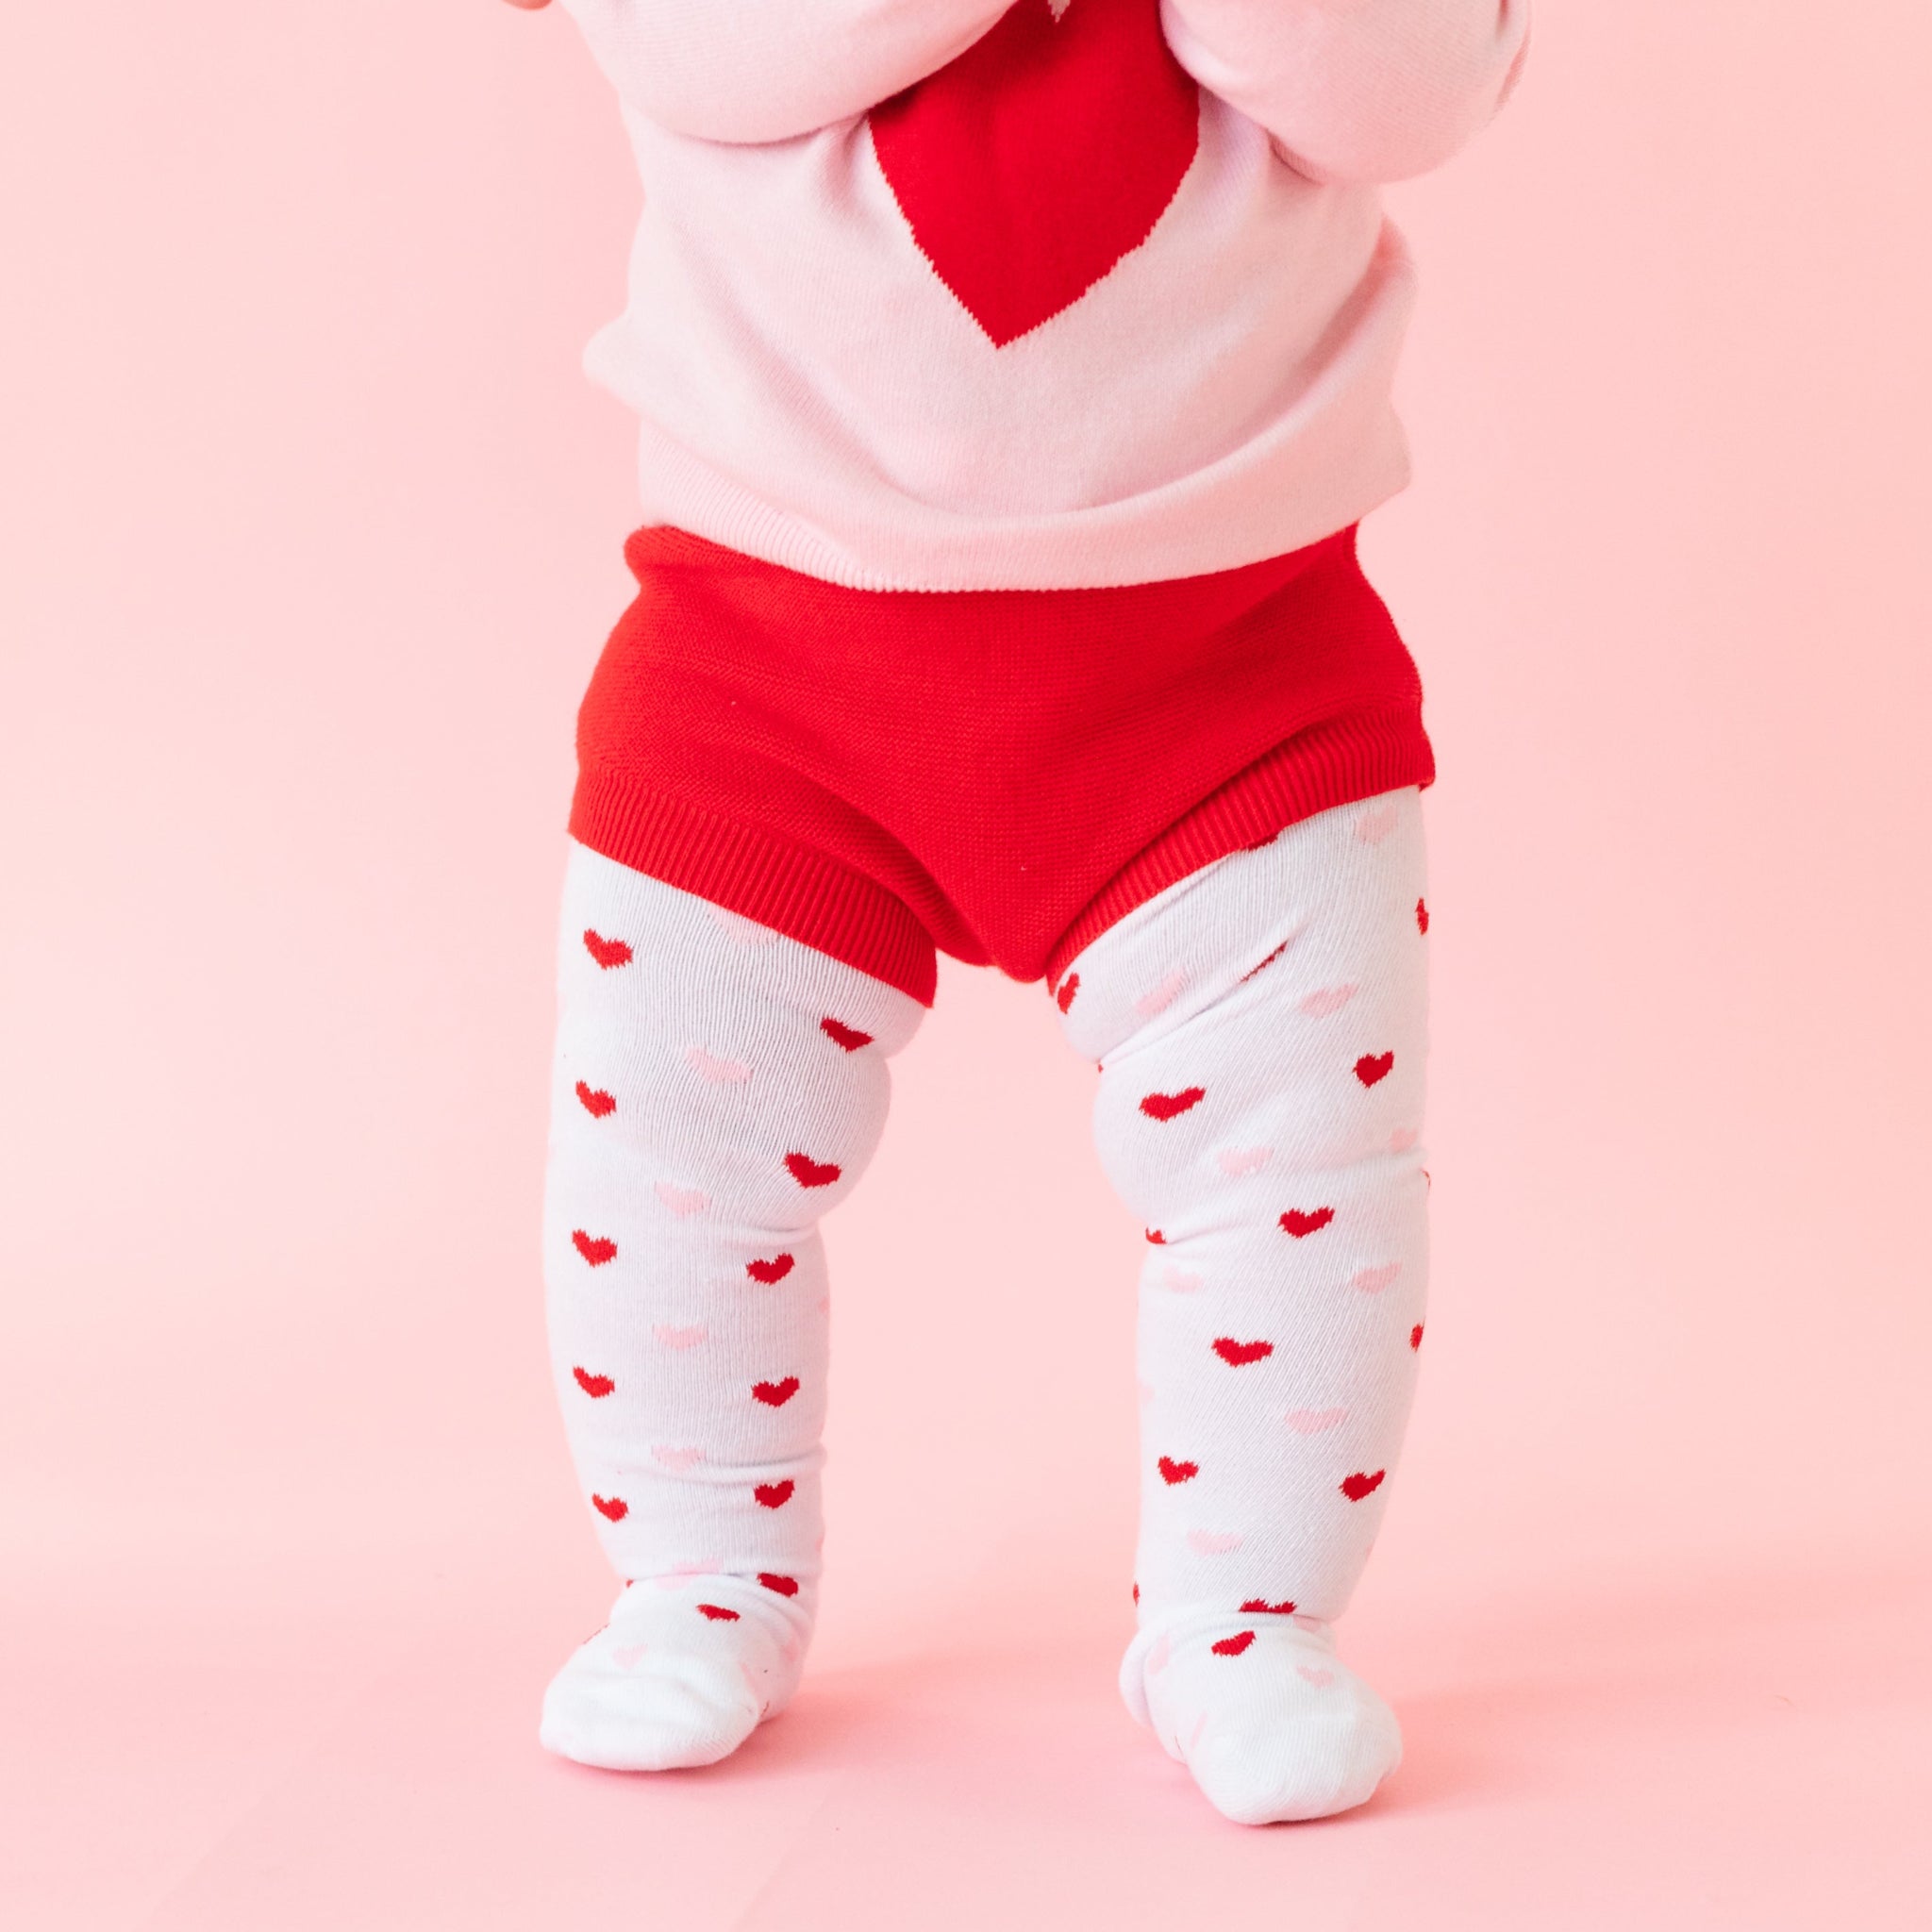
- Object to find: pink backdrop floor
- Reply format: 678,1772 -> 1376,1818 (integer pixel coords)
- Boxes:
11,1548 -> 1931,1930
5,3 -> 1931,1926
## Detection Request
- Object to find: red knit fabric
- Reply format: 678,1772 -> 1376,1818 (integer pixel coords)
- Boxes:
570,525 -> 1433,1006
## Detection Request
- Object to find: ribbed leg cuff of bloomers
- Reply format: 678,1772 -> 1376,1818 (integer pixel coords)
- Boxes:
569,699 -> 1431,1009
1044,704 -> 1433,991
569,770 -> 940,1006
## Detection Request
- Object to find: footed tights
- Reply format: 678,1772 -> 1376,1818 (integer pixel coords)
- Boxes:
539,789 -> 1428,1822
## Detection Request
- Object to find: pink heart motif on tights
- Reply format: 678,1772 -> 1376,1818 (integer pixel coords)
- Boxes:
1299,984 -> 1357,1018
1134,970 -> 1189,1017
1160,1264 -> 1204,1293
1354,804 -> 1399,845
686,1045 -> 751,1085
653,1324 -> 708,1351
1187,1529 -> 1244,1557
1283,1407 -> 1348,1434
651,1445 -> 705,1472
1216,1144 -> 1273,1176
1295,1665 -> 1336,1689
1350,1263 -> 1403,1295
655,1180 -> 710,1217
610,1644 -> 648,1670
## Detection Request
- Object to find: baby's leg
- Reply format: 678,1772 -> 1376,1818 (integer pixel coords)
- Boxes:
1057,789 -> 1428,1823
539,841 -> 924,1771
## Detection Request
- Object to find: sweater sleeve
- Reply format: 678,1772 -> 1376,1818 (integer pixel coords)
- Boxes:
1158,0 -> 1531,184
558,0 -> 1017,145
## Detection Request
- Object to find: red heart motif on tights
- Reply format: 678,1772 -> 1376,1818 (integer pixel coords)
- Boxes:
696,1603 -> 741,1623
572,1230 -> 617,1267
1241,1598 -> 1298,1615
1241,940 -> 1290,984
573,1367 -> 615,1399
1279,1207 -> 1336,1239
820,1017 -> 874,1052
1158,1457 -> 1199,1486
745,1253 -> 795,1285
1212,1338 -> 1274,1368
1211,1630 -> 1256,1657
582,929 -> 632,970
575,1081 -> 616,1119
1355,1052 -> 1395,1088
784,1152 -> 842,1190
1410,1324 -> 1424,1351
1144,1227 -> 1167,1244
1416,898 -> 1430,936
1341,1470 -> 1386,1502
1140,1086 -> 1206,1123
758,1573 -> 800,1597
591,1493 -> 628,1522
755,1480 -> 795,1509
869,0 -> 1200,347
1055,973 -> 1080,1014
753,1376 -> 801,1407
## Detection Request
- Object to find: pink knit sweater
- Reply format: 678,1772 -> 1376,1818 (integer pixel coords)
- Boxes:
560,0 -> 1529,591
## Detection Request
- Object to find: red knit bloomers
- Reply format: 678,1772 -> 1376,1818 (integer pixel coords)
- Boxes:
569,525 -> 1434,1007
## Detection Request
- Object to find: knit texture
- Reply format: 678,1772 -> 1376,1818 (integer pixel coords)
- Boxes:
540,843 -> 924,1768
1058,786 -> 1429,1822
558,0 -> 1529,590
570,524 -> 1433,1004
541,787 -> 1428,1822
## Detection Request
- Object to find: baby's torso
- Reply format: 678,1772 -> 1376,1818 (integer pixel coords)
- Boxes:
581,0 -> 1417,591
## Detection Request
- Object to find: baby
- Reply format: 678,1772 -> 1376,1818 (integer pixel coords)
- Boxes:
510,0 -> 1528,1824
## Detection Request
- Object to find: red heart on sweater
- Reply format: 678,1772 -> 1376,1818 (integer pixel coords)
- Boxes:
573,1367 -> 615,1399
575,1081 -> 616,1119
745,1253 -> 795,1285
869,0 -> 1199,347
1279,1207 -> 1336,1239
582,928 -> 632,970
591,1493 -> 628,1522
1158,1456 -> 1199,1486
1212,1338 -> 1274,1368
753,1376 -> 801,1407
1056,973 -> 1080,1014
572,1230 -> 617,1268
755,1480 -> 795,1509
820,1017 -> 874,1052
758,1573 -> 799,1597
1341,1470 -> 1386,1502
1240,1598 -> 1297,1615
696,1603 -> 741,1623
1211,1630 -> 1256,1657
1355,1052 -> 1395,1088
1416,897 -> 1430,936
1140,1086 -> 1206,1123
784,1152 -> 842,1190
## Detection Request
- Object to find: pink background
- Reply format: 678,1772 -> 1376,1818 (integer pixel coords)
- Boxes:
4,2 -> 1930,1924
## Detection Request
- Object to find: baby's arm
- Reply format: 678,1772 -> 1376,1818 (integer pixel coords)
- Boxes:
548,0 -> 1016,144
1160,0 -> 1530,183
